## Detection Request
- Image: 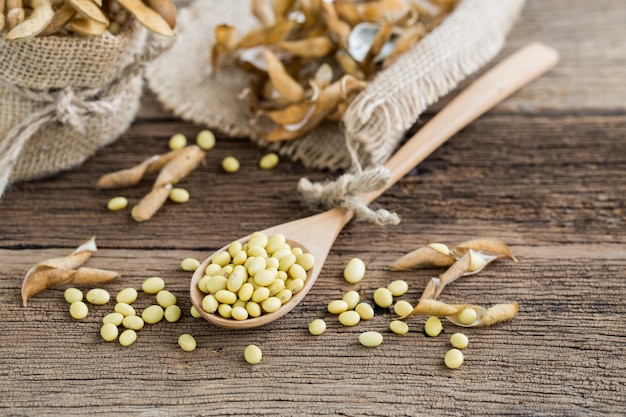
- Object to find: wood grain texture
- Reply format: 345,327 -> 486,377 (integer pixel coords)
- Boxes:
1,0 -> 625,416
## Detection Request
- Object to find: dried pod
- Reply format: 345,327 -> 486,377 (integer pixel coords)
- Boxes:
475,302 -> 519,327
358,0 -> 410,23
68,0 -> 109,25
117,0 -> 174,36
382,23 -> 426,68
321,1 -> 350,47
445,304 -> 487,327
404,299 -> 462,319
38,237 -> 98,271
0,0 -> 6,32
40,2 -> 76,36
237,19 -> 295,49
251,0 -> 275,28
333,0 -> 360,27
146,0 -> 176,29
69,267 -> 120,284
451,238 -> 517,261
131,184 -> 172,222
360,20 -> 395,74
432,253 -> 471,299
68,15 -> 108,36
277,36 -> 335,58
335,49 -> 366,80
390,246 -> 456,271
5,0 -> 54,40
6,0 -> 26,31
263,48 -> 304,103
153,145 -> 205,188
272,0 -> 296,22
96,149 -> 184,189
211,24 -> 238,70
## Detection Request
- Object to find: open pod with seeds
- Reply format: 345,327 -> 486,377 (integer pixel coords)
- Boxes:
210,0 -> 462,142
21,237 -> 120,306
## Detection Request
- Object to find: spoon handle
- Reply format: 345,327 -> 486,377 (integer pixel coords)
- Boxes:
363,42 -> 560,204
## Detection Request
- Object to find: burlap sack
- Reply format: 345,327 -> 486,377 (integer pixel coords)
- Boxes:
0,22 -> 148,198
147,0 -> 525,172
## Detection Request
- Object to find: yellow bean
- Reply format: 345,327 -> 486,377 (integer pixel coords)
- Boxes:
115,302 -> 136,317
100,323 -> 119,342
218,303 -> 232,318
142,305 -> 164,324
445,348 -> 464,369
179,334 -> 197,352
164,305 -> 182,322
450,333 -> 469,349
168,133 -> 187,150
107,196 -> 128,211
390,320 -> 409,335
355,302 -> 374,320
327,299 -> 349,315
393,300 -> 413,317
457,307 -> 478,325
244,344 -> 262,364
231,306 -> 249,320
142,277 -> 165,294
338,310 -> 360,326
64,288 -> 83,304
359,331 -> 383,347
261,296 -> 281,313
119,329 -> 137,347
342,290 -> 360,310
196,130 -> 216,150
428,242 -> 450,255
424,316 -> 443,337
156,290 -> 177,308
343,258 -> 365,283
116,288 -> 138,304
190,305 -> 202,318
122,315 -> 145,330
373,287 -> 393,308
181,258 -> 200,272
288,263 -> 307,281
222,156 -> 240,173
103,312 -> 124,326
259,152 -> 279,170
246,301 -> 262,318
202,294 -> 218,313
69,301 -> 88,320
387,279 -> 408,297
86,288 -> 110,305
215,289 -> 237,305
309,319 -> 326,335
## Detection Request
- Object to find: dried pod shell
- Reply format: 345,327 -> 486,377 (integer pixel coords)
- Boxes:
237,19 -> 295,49
68,0 -> 109,25
153,145 -> 205,188
117,0 -> 175,36
390,246 -> 456,271
277,36 -> 335,58
96,149 -> 184,189
451,238 -> 517,261
432,253 -> 471,299
6,0 -> 25,30
321,1 -> 350,47
252,0 -> 275,27
475,302 -> 519,327
71,267 -> 121,284
40,2 -> 76,36
132,184 -> 172,222
272,0 -> 296,21
263,48 -> 304,103
359,0 -> 410,23
445,304 -> 487,327
404,299 -> 461,319
39,237 -> 98,271
146,0 -> 176,29
69,16 -> 108,37
5,0 -> 54,40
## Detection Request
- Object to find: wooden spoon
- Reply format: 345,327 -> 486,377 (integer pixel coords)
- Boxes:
190,42 -> 559,329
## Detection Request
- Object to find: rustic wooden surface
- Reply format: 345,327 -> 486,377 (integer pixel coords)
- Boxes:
1,0 -> 625,416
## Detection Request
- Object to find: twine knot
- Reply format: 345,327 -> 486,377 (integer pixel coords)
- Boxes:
298,165 -> 400,226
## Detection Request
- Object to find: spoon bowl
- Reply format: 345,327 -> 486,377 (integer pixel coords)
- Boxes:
190,43 -> 559,329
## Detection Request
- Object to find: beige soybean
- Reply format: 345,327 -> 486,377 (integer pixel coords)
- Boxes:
123,315 -> 145,330
261,297 -> 282,313
69,301 -> 89,320
190,305 -> 202,318
338,310 -> 360,327
204,263 -> 222,276
222,156 -> 240,173
393,300 -> 413,317
259,152 -> 279,170
103,312 -> 124,326
276,289 -> 292,304
156,290 -> 177,308
359,331 -> 383,347
179,334 -> 197,352
181,257 -> 200,271
107,196 -> 128,211
212,251 -> 232,267
450,333 -> 469,349
390,320 -> 409,335
373,288 -> 393,308
142,305 -> 164,324
206,275 -> 228,293
142,277 -> 165,294
267,279 -> 285,296
457,307 -> 478,325
119,329 -> 137,347
428,242 -> 450,255
64,288 -> 83,304
309,319 -> 326,335
218,304 -> 232,318
343,257 -> 366,283
387,280 -> 409,297
238,282 -> 254,302
115,302 -> 136,317
425,316 -> 443,337
296,253 -> 315,271
286,278 -> 304,294
228,241 -> 243,257
246,301 -> 262,318
202,294 -> 218,313
86,288 -> 110,305
244,344 -> 262,364
196,130 -> 216,150
215,289 -> 237,305
327,299 -> 349,315
355,302 -> 374,320
266,233 -> 286,254
116,288 -> 138,304
469,250 -> 485,272
342,290 -> 360,310
445,348 -> 464,369
231,306 -> 249,321
169,187 -> 190,204
252,287 -> 270,303
164,305 -> 182,322
288,264 -> 307,281
168,133 -> 187,150
100,323 -> 119,342
254,269 -> 276,287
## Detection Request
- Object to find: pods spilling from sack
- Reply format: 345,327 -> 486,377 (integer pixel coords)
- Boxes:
1,0 -> 177,40
211,0 -> 460,142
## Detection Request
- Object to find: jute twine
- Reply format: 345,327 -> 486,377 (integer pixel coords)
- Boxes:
147,0 -> 525,224
0,22 -> 150,198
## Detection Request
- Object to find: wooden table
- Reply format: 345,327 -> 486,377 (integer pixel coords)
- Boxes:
1,1 -> 625,415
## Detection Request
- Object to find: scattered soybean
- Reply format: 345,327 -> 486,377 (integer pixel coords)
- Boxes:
86,288 -> 110,305
107,196 -> 128,211
64,288 -> 83,304
178,334 -> 197,352
69,301 -> 89,320
244,344 -> 263,364
181,257 -> 200,272
309,319 -> 326,335
424,316 -> 443,337
450,333 -> 469,349
359,331 -> 383,347
445,348 -> 464,369
343,257 -> 366,284
119,329 -> 137,347
196,130 -> 216,150
142,277 -> 165,294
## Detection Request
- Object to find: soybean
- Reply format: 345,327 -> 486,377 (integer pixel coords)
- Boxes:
115,302 -> 136,317
178,334 -> 197,352
69,301 -> 89,320
309,319 -> 326,335
169,187 -> 190,204
393,300 -> 413,317
107,196 -> 128,211
355,302 -> 374,320
64,288 -> 83,304
156,290 -> 177,308
103,312 -> 124,326
373,288 -> 393,308
445,348 -> 464,369
231,306 -> 249,321
222,156 -> 240,173
142,277 -> 165,294
122,315 -> 144,330
119,329 -> 137,347
390,320 -> 409,335
359,331 -> 383,347
164,305 -> 182,322
181,257 -> 200,272
202,294 -> 218,313
100,323 -> 119,342
86,288 -> 110,305
424,316 -> 443,337
428,242 -> 450,255
142,305 -> 164,324
259,152 -> 279,170
168,133 -> 187,150
387,280 -> 409,297
343,257 -> 366,284
338,310 -> 360,326
450,333 -> 469,349
244,345 -> 262,364
190,305 -> 202,318
196,130 -> 216,150
342,290 -> 360,310
469,250 -> 485,271
457,307 -> 478,326
327,299 -> 349,315
116,288 -> 138,304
